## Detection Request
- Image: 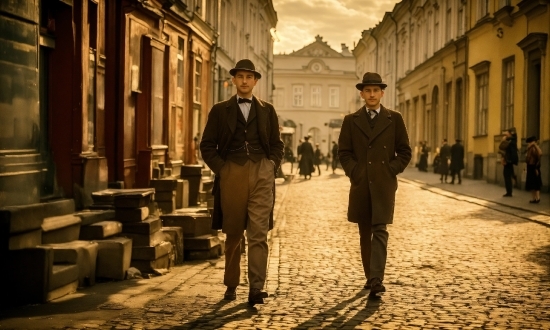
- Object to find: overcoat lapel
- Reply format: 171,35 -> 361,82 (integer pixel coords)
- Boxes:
226,95 -> 239,133
353,106 -> 372,139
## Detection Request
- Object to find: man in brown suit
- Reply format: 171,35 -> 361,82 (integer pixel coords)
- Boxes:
338,72 -> 411,297
200,59 -> 284,306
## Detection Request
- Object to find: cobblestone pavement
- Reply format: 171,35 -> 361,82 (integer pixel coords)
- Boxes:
2,169 -> 550,329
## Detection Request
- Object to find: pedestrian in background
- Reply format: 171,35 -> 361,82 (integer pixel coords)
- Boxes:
331,141 -> 339,173
338,72 -> 411,297
298,136 -> 315,179
200,59 -> 284,306
314,143 -> 323,176
499,127 -> 518,197
325,152 -> 331,171
438,139 -> 451,183
525,136 -> 542,203
418,141 -> 429,172
450,139 -> 464,184
284,145 -> 294,173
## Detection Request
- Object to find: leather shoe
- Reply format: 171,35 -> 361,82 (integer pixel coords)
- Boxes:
503,193 -> 512,197
369,278 -> 386,296
224,287 -> 236,301
248,288 -> 268,306
363,279 -> 372,289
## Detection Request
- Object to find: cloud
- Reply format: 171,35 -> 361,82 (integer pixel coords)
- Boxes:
272,0 -> 401,54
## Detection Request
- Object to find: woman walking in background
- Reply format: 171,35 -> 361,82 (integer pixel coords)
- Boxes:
525,136 -> 542,203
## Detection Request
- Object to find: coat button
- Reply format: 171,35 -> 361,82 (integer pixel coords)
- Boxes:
382,161 -> 385,164
368,161 -> 371,165
383,146 -> 386,148
369,146 -> 372,148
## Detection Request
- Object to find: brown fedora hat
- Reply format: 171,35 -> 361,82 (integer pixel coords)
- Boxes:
229,59 -> 262,79
356,72 -> 387,90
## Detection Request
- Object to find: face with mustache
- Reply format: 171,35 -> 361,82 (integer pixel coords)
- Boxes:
232,71 -> 258,98
359,85 -> 384,109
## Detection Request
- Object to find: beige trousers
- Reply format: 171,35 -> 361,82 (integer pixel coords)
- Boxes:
220,158 -> 274,289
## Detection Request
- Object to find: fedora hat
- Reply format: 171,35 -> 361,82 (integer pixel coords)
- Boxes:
526,136 -> 537,143
356,72 -> 387,90
229,59 -> 262,79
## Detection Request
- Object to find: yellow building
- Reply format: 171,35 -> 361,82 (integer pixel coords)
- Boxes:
354,0 -> 549,191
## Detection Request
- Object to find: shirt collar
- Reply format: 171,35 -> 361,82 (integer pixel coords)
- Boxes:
365,106 -> 380,114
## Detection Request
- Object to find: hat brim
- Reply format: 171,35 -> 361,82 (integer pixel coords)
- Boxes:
356,83 -> 387,90
229,68 -> 262,79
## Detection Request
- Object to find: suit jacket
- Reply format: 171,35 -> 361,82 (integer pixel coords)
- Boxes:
200,95 -> 284,230
338,105 -> 411,224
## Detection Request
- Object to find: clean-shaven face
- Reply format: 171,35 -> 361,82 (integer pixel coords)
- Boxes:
232,71 -> 258,98
360,85 -> 384,109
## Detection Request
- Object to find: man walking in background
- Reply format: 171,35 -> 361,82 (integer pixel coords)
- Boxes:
450,139 -> 464,184
200,59 -> 284,306
338,72 -> 411,297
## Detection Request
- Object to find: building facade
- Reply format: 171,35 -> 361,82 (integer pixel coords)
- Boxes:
273,36 -> 358,156
354,0 -> 549,192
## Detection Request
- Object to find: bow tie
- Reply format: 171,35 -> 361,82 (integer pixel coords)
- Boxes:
238,98 -> 252,104
368,109 -> 378,119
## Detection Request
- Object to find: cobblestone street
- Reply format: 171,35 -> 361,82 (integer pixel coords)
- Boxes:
2,168 -> 550,329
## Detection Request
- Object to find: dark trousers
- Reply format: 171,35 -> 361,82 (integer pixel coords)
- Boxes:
358,222 -> 389,281
451,169 -> 461,183
503,163 -> 514,195
315,164 -> 321,175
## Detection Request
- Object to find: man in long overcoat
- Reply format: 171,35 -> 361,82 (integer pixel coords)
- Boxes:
439,139 -> 451,183
338,72 -> 411,297
450,139 -> 465,184
200,59 -> 284,305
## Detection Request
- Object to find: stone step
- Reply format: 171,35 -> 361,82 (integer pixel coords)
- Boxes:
184,235 -> 221,250
40,240 -> 99,287
132,241 -> 172,260
0,203 -> 45,235
184,245 -> 222,261
41,215 -> 82,244
50,264 -> 79,292
130,254 -> 171,273
161,227 -> 184,265
157,200 -> 175,214
95,237 -> 132,280
120,229 -> 164,247
91,189 -> 154,206
154,191 -> 175,201
8,229 -> 42,250
122,217 -> 161,235
115,206 -> 149,223
176,179 -> 189,209
150,178 -> 178,192
160,213 -> 212,237
74,209 -> 115,226
113,190 -> 154,209
79,221 -> 122,240
43,199 -> 76,218
47,280 -> 78,302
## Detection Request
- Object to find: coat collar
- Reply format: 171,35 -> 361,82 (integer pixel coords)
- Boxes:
352,105 -> 392,142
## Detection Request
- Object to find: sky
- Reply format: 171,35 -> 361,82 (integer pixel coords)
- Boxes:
272,0 -> 402,54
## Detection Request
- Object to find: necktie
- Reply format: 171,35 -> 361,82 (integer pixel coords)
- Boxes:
238,98 -> 252,104
368,109 -> 377,119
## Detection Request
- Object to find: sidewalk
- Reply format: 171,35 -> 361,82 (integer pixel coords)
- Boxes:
398,166 -> 550,227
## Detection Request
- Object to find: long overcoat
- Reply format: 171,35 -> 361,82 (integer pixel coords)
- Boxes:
338,105 -> 411,224
200,95 -> 284,231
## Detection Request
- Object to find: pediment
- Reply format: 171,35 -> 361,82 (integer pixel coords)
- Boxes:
291,35 -> 343,57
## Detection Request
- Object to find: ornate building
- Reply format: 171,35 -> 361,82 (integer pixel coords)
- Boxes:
273,36 -> 358,156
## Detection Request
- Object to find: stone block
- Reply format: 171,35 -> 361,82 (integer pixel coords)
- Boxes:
0,203 -> 44,234
161,227 -> 184,264
92,188 -> 154,207
176,179 -> 189,209
79,221 -> 122,240
42,199 -> 76,218
95,237 -> 132,280
49,264 -> 79,291
132,241 -> 172,260
41,240 -> 99,287
184,245 -> 222,261
161,213 -> 212,237
157,200 -> 175,214
122,217 -> 162,235
130,254 -> 171,273
74,209 -> 116,226
9,229 -> 42,250
164,168 -> 172,177
120,230 -> 165,247
171,160 -> 182,177
201,179 -> 214,193
154,191 -> 175,201
115,206 -> 149,223
114,191 -> 154,209
149,179 -> 178,192
47,280 -> 78,302
184,235 -> 221,250
41,215 -> 82,244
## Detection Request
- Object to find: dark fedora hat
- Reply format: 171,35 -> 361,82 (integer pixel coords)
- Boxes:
356,72 -> 387,90
526,136 -> 537,143
229,59 -> 262,79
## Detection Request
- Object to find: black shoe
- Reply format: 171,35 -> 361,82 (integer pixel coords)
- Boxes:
363,279 -> 372,289
248,288 -> 268,306
530,199 -> 541,204
503,194 -> 512,197
224,287 -> 237,301
369,278 -> 385,296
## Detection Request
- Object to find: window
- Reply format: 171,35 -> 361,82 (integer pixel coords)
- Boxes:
311,85 -> 321,107
177,37 -> 184,102
329,87 -> 339,108
458,5 -> 464,36
501,57 -> 514,130
478,0 -> 489,20
445,5 -> 452,42
476,73 -> 489,136
194,59 -> 202,103
292,85 -> 303,107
